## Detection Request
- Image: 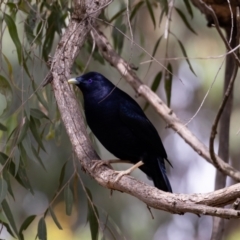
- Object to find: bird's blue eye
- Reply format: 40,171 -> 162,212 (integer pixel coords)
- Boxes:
88,79 -> 93,83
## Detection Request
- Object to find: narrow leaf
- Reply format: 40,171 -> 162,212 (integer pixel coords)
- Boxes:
0,178 -> 8,205
86,188 -> 99,240
109,8 -> 126,23
143,71 -> 162,111
2,54 -> 13,80
175,7 -> 197,34
130,1 -> 144,21
0,152 -> 31,191
0,220 -> 16,238
177,39 -> 196,75
164,63 -> 173,107
4,13 -> 22,63
2,199 -> 19,238
0,75 -> 13,117
64,184 -> 73,216
19,143 -> 28,165
31,82 -> 48,110
0,123 -> 7,131
3,171 -> 14,199
148,35 -> 163,71
13,147 -> 20,176
157,0 -> 168,14
31,145 -> 46,170
151,71 -> 162,92
146,0 -> 156,29
49,207 -> 62,230
19,215 -> 36,240
24,4 -> 37,44
29,116 -> 46,151
17,117 -> 29,144
58,162 -> 67,190
37,217 -> 47,240
30,109 -> 49,120
17,161 -> 34,194
183,0 -> 193,18
171,33 -> 196,76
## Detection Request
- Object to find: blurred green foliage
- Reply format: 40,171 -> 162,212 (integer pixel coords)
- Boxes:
0,0 -> 239,240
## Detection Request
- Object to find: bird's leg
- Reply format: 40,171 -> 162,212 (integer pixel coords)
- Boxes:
114,160 -> 144,182
91,159 -> 131,171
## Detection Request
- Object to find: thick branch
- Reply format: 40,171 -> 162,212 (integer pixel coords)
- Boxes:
49,1 -> 240,219
91,27 -> 240,181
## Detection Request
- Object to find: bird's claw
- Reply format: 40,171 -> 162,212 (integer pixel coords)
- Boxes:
114,169 -> 132,183
91,160 -> 113,171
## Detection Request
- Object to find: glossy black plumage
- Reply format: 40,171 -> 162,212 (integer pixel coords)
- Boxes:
69,72 -> 172,192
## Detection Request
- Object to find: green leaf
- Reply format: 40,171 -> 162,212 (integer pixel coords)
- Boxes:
19,143 -> 28,166
3,170 -> 14,199
2,199 -> 20,238
31,145 -> 46,170
29,116 -> 46,151
86,188 -> 99,240
148,35 -> 163,71
49,207 -> 63,230
0,152 -> 33,193
175,7 -> 197,34
151,71 -> 162,92
0,178 -> 8,205
159,8 -> 166,25
183,0 -> 193,18
0,122 -> 7,131
109,8 -> 126,23
19,215 -> 36,240
31,81 -> 49,111
58,162 -> 67,190
112,16 -> 126,56
177,39 -> 196,76
4,13 -> 22,63
157,0 -> 168,14
164,63 -> 173,107
144,71 -> 162,111
13,147 -> 20,176
130,1 -> 144,21
17,117 -> 29,144
64,184 -> 73,216
24,4 -> 37,44
0,75 -> 13,117
171,33 -> 196,76
30,109 -> 49,120
17,160 -> 34,194
146,0 -> 156,29
0,220 -> 16,238
37,217 -> 47,240
2,54 -> 13,80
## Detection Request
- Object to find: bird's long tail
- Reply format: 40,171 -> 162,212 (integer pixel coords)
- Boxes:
155,159 -> 172,192
141,158 -> 172,192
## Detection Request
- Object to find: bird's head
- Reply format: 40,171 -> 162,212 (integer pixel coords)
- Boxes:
68,72 -> 114,98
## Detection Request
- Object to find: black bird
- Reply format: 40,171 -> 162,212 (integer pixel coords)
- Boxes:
68,72 -> 172,192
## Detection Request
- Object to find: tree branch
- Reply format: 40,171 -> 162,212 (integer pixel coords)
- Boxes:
91,26 -> 240,181
210,6 -> 240,240
49,0 -> 240,219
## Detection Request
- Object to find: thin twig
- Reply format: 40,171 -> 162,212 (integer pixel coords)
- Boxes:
91,27 -> 240,181
198,0 -> 240,66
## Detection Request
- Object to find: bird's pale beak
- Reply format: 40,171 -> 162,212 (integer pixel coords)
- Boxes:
68,78 -> 78,85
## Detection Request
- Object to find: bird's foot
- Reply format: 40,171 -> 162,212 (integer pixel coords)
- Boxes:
91,160 -> 113,171
114,169 -> 133,182
113,160 -> 144,183
91,159 -> 131,171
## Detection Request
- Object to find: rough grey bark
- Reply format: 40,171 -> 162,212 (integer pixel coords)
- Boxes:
47,0 -> 240,218
211,26 -> 239,240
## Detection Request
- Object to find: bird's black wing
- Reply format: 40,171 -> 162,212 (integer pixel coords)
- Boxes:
119,98 -> 168,159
